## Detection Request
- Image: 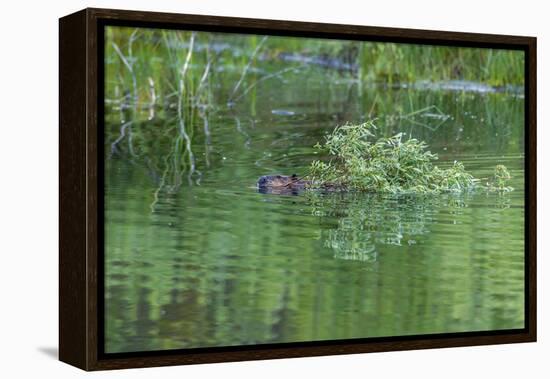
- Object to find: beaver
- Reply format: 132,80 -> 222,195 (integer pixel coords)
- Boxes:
257,174 -> 311,195
257,174 -> 345,195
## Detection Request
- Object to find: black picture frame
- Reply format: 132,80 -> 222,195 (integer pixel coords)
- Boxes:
59,7 -> 537,371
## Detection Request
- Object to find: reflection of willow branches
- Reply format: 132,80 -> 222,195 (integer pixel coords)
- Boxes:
306,192 -> 471,262
233,115 -> 251,149
150,155 -> 171,213
488,191 -> 512,209
149,110 -> 211,212
199,110 -> 211,169
150,127 -> 205,213
177,32 -> 196,184
110,121 -> 135,158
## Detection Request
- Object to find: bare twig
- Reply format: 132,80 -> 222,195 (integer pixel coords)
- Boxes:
147,77 -> 156,120
231,64 -> 306,103
112,34 -> 138,105
177,32 -> 197,183
194,59 -> 212,105
228,36 -> 268,102
112,42 -> 133,73
180,32 -> 195,78
234,115 -> 251,148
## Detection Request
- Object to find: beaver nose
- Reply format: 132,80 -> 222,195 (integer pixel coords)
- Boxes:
257,176 -> 268,187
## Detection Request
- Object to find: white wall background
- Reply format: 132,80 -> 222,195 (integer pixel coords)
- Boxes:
0,0 -> 547,377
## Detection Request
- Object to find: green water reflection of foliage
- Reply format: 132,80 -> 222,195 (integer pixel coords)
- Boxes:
306,191 -> 501,262
105,175 -> 524,352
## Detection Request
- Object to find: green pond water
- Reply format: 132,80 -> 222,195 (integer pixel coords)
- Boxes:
104,57 -> 525,354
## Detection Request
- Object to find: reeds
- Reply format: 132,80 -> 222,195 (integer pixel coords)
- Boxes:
357,42 -> 524,86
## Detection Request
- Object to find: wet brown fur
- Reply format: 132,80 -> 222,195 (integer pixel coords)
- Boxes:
257,174 -> 307,188
257,174 -> 345,195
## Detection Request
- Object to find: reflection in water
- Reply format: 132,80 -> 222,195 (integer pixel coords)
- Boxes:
105,156 -> 524,353
311,192 -> 447,262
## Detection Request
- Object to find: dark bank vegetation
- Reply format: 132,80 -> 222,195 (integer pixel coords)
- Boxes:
105,27 -> 524,113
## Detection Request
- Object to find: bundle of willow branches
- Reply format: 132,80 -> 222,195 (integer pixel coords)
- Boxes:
305,121 -> 511,194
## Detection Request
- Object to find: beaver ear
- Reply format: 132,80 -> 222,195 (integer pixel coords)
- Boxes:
292,174 -> 297,178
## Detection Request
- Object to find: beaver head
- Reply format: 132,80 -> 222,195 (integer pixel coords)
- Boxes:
257,174 -> 309,195
257,174 -> 297,188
